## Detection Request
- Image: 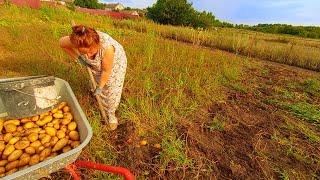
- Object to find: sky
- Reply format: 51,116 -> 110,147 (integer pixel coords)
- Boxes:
101,0 -> 320,26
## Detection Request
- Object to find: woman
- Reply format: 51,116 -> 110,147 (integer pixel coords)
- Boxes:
59,25 -> 127,130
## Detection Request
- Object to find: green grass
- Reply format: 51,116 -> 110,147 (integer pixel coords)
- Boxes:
302,79 -> 320,96
1,4 -> 320,179
207,115 -> 226,132
284,102 -> 320,124
0,5 -> 246,178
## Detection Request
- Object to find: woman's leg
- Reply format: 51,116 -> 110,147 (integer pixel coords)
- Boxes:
100,65 -> 126,125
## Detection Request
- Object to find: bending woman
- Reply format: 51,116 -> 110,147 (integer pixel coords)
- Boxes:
59,25 -> 127,130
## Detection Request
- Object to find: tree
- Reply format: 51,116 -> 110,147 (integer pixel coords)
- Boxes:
147,0 -> 196,26
74,0 -> 102,9
192,11 -> 216,28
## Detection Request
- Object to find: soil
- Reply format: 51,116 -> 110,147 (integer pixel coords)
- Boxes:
106,60 -> 320,179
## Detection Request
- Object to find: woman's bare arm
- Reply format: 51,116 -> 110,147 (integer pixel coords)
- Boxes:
98,45 -> 115,89
59,36 -> 79,60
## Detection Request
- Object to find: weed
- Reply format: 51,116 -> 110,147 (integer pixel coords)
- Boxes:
160,136 -> 193,170
302,79 -> 320,96
207,115 -> 226,132
284,102 -> 320,124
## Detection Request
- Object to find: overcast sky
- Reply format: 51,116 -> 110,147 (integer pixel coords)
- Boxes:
101,0 -> 320,26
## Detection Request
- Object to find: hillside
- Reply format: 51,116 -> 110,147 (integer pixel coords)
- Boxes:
0,5 -> 320,179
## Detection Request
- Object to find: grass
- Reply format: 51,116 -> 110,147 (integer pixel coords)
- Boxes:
0,5 -> 244,178
1,4 -> 320,179
284,102 -> 320,124
206,115 -> 226,132
112,19 -> 320,71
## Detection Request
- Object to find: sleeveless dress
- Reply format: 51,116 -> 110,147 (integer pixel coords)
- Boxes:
84,31 -> 127,124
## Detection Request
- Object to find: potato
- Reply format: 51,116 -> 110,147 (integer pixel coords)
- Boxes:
12,131 -> 23,137
3,145 -> 15,156
60,126 -> 67,132
25,147 -> 36,155
21,137 -> 28,141
0,119 -> 4,132
40,135 -> 51,145
0,167 -> 4,174
14,140 -> 30,150
39,130 -> 46,134
28,133 -> 38,142
52,138 -> 68,152
56,130 -> 66,139
51,108 -> 59,114
8,150 -> 23,162
39,148 -> 51,161
30,140 -> 41,148
39,134 -> 46,139
62,146 -> 71,153
4,124 -> 17,133
63,113 -> 73,121
70,141 -> 80,148
53,113 -> 63,119
61,118 -> 72,126
31,116 -> 39,122
54,124 -> 60,130
45,127 -> 56,136
0,142 -> 5,152
23,122 -> 35,129
5,160 -> 18,171
62,106 -> 70,113
39,112 -> 49,119
36,146 -> 45,154
8,137 -> 20,145
1,154 -> 8,160
58,102 -> 67,110
16,126 -> 24,132
20,153 -> 30,160
29,154 -> 40,165
69,131 -> 80,141
4,120 -> 20,126
36,115 -> 53,126
68,122 -> 77,131
52,119 -> 60,125
25,128 -> 41,135
0,135 -> 3,141
44,142 -> 51,148
6,168 -> 17,175
0,160 -> 8,167
19,155 -> 30,167
50,137 -> 59,147
46,123 -> 54,127
3,133 -> 13,142
20,118 -> 31,124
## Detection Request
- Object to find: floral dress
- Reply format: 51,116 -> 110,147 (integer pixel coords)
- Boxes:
84,31 -> 127,124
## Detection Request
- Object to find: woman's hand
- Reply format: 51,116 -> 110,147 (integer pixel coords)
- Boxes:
93,87 -> 103,96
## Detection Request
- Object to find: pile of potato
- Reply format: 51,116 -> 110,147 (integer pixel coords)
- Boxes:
0,102 -> 81,177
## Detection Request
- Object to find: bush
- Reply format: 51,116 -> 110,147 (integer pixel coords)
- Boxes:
147,0 -> 218,29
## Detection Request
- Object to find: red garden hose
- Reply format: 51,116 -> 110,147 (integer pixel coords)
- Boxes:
65,160 -> 135,180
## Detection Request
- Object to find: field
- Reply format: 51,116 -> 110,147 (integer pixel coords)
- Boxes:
0,5 -> 320,179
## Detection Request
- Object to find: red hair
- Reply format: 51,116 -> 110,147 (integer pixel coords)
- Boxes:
70,25 -> 100,48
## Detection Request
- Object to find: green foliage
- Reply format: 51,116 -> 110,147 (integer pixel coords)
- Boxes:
207,116 -> 225,132
302,79 -> 320,96
74,0 -> 103,9
147,0 -> 221,29
284,102 -> 320,124
147,0 -> 195,26
237,24 -> 320,39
